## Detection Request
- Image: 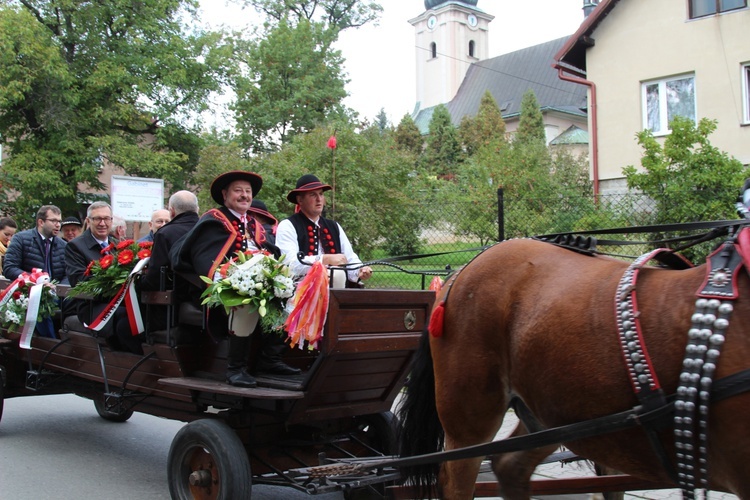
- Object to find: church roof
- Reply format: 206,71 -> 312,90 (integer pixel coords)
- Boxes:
413,37 -> 588,133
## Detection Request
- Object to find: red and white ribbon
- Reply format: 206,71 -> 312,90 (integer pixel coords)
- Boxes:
17,269 -> 51,350
85,257 -> 149,336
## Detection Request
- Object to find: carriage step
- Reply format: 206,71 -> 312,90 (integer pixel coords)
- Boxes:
158,377 -> 305,399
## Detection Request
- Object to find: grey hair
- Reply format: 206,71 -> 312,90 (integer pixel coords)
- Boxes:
168,190 -> 199,215
87,201 -> 112,218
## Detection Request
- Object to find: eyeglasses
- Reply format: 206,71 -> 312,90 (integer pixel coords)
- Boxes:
44,219 -> 63,225
90,216 -> 113,223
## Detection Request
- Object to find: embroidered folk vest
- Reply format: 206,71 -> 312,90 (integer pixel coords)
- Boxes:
288,213 -> 342,257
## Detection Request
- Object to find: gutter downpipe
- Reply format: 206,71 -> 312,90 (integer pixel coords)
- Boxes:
553,63 -> 599,197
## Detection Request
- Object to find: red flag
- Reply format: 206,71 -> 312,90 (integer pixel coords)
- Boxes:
327,135 -> 337,149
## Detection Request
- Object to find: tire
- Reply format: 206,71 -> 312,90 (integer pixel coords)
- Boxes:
93,397 -> 134,423
358,411 -> 398,455
168,419 -> 252,500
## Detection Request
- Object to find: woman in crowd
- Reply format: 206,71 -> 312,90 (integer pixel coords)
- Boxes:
0,217 -> 18,274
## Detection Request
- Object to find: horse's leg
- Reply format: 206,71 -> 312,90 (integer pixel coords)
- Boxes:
437,402 -> 505,499
594,464 -> 624,500
434,351 -> 507,499
490,423 -> 558,500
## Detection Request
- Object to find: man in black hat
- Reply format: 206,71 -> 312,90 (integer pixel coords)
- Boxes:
172,171 -> 300,387
276,174 -> 372,287
61,216 -> 83,242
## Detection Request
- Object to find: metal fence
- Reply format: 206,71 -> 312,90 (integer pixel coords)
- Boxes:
364,189 -> 739,290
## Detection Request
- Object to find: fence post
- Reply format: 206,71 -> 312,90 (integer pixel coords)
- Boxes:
497,188 -> 504,242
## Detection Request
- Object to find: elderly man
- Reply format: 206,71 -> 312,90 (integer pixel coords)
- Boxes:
61,216 -> 83,242
109,215 -> 127,242
65,201 -> 141,354
138,208 -> 171,243
173,171 -> 299,387
276,174 -> 372,287
140,192 -> 199,293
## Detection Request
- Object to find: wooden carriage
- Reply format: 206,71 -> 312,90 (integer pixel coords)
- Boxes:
0,281 -> 434,498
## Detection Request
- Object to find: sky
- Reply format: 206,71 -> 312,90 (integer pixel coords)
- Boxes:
198,0 -> 588,128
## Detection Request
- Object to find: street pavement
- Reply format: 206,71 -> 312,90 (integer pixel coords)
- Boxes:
0,394 -> 742,499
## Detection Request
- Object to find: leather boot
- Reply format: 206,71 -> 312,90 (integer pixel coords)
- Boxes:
225,336 -> 257,387
256,333 -> 301,376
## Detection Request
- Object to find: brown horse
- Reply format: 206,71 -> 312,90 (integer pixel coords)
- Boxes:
397,238 -> 750,499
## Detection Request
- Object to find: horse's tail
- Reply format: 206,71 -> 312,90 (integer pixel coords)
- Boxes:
397,329 -> 443,499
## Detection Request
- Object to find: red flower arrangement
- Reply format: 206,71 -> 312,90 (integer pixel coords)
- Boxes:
70,239 -> 153,299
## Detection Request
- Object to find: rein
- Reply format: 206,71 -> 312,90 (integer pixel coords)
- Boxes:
290,368 -> 750,478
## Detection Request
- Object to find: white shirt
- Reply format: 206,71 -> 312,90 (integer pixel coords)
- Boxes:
276,217 -> 362,282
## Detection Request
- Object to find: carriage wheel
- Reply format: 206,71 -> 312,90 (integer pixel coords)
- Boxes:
93,398 -> 134,422
356,411 -> 399,455
342,412 -> 399,500
168,419 -> 252,500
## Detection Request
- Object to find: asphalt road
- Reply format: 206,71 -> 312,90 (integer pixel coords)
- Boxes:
0,393 -> 344,500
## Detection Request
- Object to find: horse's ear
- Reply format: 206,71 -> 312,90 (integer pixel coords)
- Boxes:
429,301 -> 445,337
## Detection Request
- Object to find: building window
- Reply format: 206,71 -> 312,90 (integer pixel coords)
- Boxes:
642,75 -> 696,134
430,42 -> 437,59
743,63 -> 750,124
469,40 -> 475,58
689,0 -> 746,18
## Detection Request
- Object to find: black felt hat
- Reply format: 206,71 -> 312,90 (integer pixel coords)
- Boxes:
248,199 -> 277,226
210,171 -> 263,206
286,174 -> 332,204
61,216 -> 82,227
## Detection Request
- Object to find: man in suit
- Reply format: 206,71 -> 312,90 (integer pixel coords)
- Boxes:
173,171 -> 299,387
65,201 -> 141,354
139,191 -> 200,330
3,205 -> 67,283
3,205 -> 67,337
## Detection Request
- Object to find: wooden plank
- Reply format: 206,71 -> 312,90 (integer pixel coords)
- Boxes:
158,377 -> 305,400
329,336 -> 420,355
313,372 -> 399,393
388,475 -> 676,499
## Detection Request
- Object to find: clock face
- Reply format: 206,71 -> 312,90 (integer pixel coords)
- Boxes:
427,15 -> 437,30
467,14 -> 478,27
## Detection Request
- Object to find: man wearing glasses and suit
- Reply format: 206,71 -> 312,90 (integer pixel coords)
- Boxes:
64,201 -> 142,354
2,204 -> 68,338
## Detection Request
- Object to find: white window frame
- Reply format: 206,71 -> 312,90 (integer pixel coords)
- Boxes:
641,74 -> 697,135
743,63 -> 750,125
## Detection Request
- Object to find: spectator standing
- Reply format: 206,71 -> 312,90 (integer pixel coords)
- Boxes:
60,216 -> 83,242
137,209 -> 171,243
0,217 -> 18,274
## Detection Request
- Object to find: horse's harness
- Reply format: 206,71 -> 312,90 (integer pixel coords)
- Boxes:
612,232 -> 748,499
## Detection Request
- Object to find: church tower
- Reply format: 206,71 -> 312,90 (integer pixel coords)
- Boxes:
409,0 -> 494,111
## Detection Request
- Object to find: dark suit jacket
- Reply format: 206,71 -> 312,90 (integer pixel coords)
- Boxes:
64,230 -> 116,322
140,211 -> 199,292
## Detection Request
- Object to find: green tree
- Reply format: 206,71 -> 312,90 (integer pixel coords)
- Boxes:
514,89 -> 545,145
0,1 -> 226,220
254,122 -> 434,258
247,0 -> 382,33
230,18 -> 349,153
394,113 -> 423,156
424,104 -> 461,176
193,133 -> 255,212
459,90 -> 506,156
622,116 -> 748,223
374,108 -> 389,133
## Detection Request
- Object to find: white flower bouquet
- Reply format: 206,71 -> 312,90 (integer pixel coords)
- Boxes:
200,250 -> 295,331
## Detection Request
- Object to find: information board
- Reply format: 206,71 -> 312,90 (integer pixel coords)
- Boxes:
110,175 -> 165,222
